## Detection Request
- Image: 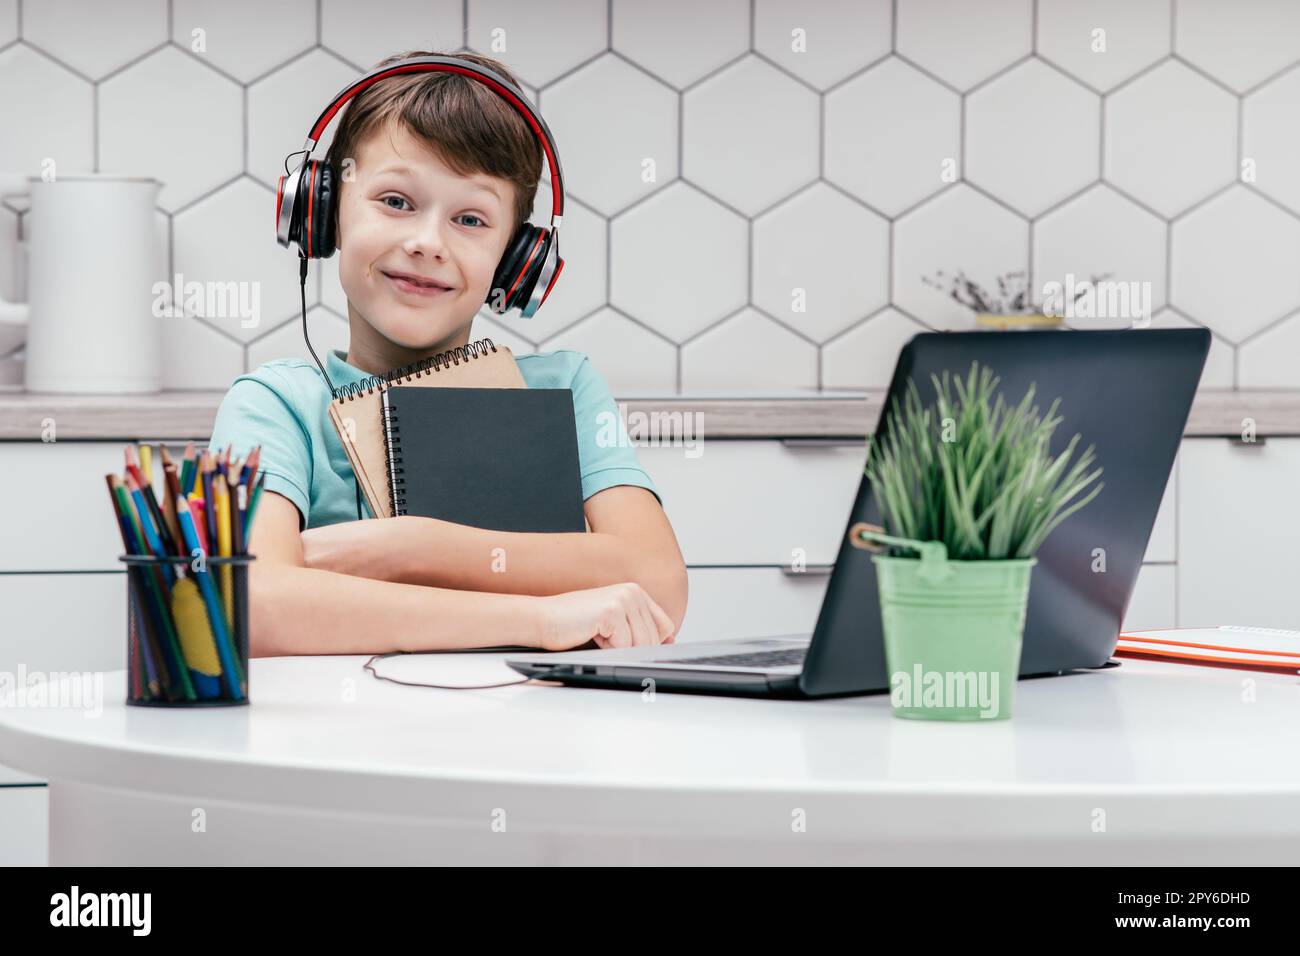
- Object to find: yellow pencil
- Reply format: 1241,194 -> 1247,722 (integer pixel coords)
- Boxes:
139,443 -> 153,491
214,476 -> 233,630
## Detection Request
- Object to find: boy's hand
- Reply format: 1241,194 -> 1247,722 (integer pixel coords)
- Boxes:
534,583 -> 677,652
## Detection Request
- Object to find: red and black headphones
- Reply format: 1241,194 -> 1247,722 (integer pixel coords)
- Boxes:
275,54 -> 565,319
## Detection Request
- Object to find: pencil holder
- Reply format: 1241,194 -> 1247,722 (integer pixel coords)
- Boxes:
121,553 -> 255,707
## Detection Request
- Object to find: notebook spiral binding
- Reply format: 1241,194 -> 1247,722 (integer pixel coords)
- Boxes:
381,395 -> 406,517
333,337 -> 498,402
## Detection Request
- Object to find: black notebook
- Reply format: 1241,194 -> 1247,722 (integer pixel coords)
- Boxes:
380,386 -> 586,533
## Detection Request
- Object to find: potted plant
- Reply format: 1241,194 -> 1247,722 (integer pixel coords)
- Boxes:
850,361 -> 1104,720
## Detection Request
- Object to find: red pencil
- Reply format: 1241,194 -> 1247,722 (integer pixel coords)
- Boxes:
123,444 -> 146,490
189,497 -> 211,554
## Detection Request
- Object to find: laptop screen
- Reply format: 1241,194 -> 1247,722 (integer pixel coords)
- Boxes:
799,328 -> 1209,697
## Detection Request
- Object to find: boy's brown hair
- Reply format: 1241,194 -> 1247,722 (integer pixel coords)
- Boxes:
324,50 -> 542,239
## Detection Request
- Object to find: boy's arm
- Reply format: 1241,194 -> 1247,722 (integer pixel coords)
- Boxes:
299,486 -> 690,636
248,492 -> 676,656
247,491 -> 545,656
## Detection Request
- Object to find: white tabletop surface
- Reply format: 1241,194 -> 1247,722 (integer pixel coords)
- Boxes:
2,653 -> 1297,796
10,650 -> 1300,868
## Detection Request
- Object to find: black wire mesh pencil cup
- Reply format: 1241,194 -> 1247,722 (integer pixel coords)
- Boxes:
121,553 -> 255,707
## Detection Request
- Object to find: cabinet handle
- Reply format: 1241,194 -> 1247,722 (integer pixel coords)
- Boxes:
780,438 -> 866,448
780,564 -> 835,577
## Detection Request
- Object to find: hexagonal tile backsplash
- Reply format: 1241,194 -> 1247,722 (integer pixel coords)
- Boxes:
1,0 -> 1298,393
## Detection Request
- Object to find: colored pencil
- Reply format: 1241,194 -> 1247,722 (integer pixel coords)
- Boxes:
161,462 -> 184,555
180,441 -> 196,496
122,478 -> 197,701
245,472 -> 266,544
215,475 -> 233,629
188,494 -> 210,553
228,474 -> 244,554
123,445 -> 146,489
200,452 -> 218,549
176,495 -> 244,701
139,444 -> 152,491
126,446 -> 177,557
112,479 -> 196,701
105,475 -> 159,698
125,473 -> 175,586
239,446 -> 261,489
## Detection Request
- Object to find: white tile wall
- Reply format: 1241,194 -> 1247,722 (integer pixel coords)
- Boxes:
897,0 -> 1033,91
1036,0 -> 1169,93
683,55 -> 820,216
1102,60 -> 1237,219
965,59 -> 1100,217
1170,187 -> 1300,343
1174,0 -> 1300,93
2,0 -> 1299,393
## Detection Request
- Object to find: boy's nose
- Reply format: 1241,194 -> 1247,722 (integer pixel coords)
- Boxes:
402,214 -> 449,260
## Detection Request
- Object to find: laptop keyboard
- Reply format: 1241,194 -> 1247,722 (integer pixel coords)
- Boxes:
656,647 -> 807,669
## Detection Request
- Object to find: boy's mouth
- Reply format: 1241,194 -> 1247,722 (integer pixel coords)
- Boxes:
382,270 -> 455,297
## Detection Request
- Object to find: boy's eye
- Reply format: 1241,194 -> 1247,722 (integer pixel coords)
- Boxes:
380,195 -> 411,211
457,214 -> 485,228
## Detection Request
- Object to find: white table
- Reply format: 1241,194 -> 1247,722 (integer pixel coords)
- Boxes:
0,654 -> 1296,865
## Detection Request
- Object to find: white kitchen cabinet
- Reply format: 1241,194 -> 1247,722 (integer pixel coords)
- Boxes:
642,439 -> 867,566
0,441 -> 127,571
1178,437 -> 1300,628
0,572 -> 125,793
0,441 -> 194,572
675,566 -> 831,643
0,571 -> 126,675
1143,451 -> 1176,564
1122,564 -> 1177,632
0,786 -> 47,866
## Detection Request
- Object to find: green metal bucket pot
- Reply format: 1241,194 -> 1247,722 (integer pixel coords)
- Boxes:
851,526 -> 1035,721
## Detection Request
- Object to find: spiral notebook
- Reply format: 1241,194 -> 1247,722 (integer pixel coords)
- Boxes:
326,338 -> 525,519
381,385 -> 585,532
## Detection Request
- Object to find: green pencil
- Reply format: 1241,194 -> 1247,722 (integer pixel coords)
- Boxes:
245,473 -> 266,546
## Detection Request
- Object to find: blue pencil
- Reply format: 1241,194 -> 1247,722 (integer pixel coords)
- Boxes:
175,495 -> 245,701
127,474 -> 176,587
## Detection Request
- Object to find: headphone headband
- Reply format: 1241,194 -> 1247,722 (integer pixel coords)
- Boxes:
303,55 -> 563,223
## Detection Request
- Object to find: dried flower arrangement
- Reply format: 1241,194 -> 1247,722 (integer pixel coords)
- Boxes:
923,270 -> 1109,315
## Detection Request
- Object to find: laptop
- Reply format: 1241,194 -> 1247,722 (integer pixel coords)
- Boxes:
507,328 -> 1210,699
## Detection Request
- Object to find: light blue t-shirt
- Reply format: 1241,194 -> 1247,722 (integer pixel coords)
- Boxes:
209,346 -> 659,531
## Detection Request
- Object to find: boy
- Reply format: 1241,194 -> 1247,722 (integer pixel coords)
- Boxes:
209,51 -> 687,656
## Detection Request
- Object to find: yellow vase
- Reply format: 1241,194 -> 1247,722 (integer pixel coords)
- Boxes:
975,313 -> 1063,331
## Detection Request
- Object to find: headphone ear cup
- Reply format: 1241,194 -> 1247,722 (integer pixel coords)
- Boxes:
510,230 -> 550,311
312,162 -> 336,259
489,225 -> 541,313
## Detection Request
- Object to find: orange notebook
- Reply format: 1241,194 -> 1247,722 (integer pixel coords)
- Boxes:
1114,626 -> 1300,674
326,338 -> 525,519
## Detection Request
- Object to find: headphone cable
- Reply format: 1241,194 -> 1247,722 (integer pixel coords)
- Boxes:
364,652 -> 539,690
299,254 -> 336,396
297,253 -> 367,519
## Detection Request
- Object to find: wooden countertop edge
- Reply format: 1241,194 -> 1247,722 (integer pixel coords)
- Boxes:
0,389 -> 1297,440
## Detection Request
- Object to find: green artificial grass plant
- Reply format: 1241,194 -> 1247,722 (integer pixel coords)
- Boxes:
864,361 -> 1104,561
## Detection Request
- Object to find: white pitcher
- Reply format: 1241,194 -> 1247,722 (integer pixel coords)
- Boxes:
0,173 -> 163,393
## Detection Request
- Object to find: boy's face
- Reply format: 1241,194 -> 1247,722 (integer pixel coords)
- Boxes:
335,120 -> 516,354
